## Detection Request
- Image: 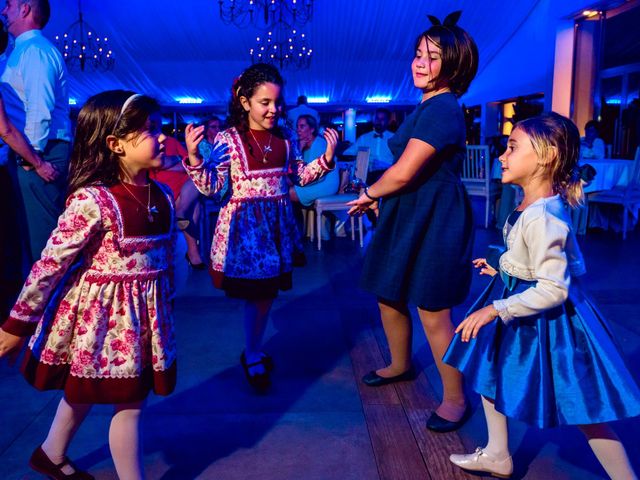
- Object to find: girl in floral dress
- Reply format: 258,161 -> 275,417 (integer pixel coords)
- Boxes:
0,90 -> 177,480
184,63 -> 338,392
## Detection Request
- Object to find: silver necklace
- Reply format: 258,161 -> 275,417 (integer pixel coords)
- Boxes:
249,129 -> 273,164
121,182 -> 159,222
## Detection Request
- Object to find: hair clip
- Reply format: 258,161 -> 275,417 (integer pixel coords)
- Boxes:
427,10 -> 462,27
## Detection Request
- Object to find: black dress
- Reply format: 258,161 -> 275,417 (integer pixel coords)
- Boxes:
360,92 -> 474,310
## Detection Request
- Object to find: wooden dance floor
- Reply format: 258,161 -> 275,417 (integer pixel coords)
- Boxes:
1,216 -> 639,479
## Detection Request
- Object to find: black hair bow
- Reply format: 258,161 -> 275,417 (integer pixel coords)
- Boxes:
427,10 -> 462,27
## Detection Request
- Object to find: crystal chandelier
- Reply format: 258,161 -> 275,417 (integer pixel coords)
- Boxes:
55,0 -> 114,71
218,0 -> 314,29
250,28 -> 312,70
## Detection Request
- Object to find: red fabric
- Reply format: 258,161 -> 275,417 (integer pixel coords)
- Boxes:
109,182 -> 172,236
22,348 -> 177,403
2,316 -> 38,336
151,136 -> 190,198
242,129 -> 287,171
163,136 -> 188,158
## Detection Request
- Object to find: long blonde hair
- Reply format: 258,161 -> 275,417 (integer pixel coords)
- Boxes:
514,113 -> 583,207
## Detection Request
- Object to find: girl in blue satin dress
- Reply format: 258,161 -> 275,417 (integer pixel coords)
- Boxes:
444,113 -> 640,479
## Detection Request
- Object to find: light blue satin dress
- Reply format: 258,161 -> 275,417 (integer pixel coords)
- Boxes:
444,211 -> 640,428
294,136 -> 339,206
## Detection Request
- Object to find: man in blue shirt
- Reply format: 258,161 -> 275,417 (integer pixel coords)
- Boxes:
2,0 -> 71,263
344,108 -> 394,184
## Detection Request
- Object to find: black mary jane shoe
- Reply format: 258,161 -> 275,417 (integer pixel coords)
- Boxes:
426,404 -> 473,433
240,351 -> 274,392
361,368 -> 415,387
29,445 -> 94,480
185,253 -> 206,271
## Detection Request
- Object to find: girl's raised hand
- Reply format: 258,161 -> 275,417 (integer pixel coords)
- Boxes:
454,305 -> 499,342
472,257 -> 498,277
323,128 -> 339,163
185,124 -> 205,165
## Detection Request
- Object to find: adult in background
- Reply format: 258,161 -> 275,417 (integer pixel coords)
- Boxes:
148,114 -> 206,268
0,21 -> 49,317
287,94 -> 320,129
348,12 -> 478,433
198,116 -> 223,162
290,114 -> 339,206
580,120 -> 605,160
1,0 -> 71,264
344,107 -> 395,184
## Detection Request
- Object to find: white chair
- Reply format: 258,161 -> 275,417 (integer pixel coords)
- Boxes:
313,147 -> 370,250
588,147 -> 640,239
462,145 -> 500,228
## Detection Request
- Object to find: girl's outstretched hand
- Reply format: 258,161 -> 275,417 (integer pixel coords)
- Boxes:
0,328 -> 25,366
323,128 -> 339,163
455,305 -> 499,342
472,257 -> 498,277
185,124 -> 205,165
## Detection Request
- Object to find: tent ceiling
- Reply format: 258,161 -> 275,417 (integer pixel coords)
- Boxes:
38,0 -> 596,108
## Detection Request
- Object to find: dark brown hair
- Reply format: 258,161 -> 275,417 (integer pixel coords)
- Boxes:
67,90 -> 160,194
515,112 -> 583,207
414,23 -> 478,96
228,63 -> 286,135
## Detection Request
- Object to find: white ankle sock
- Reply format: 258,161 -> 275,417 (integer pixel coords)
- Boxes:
481,396 -> 510,460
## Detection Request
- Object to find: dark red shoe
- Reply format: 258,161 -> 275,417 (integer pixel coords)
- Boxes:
29,446 -> 94,480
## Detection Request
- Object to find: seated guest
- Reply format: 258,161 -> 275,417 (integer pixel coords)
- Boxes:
148,114 -> 206,269
580,120 -> 605,159
198,116 -> 222,161
343,108 -> 394,184
290,114 -> 339,207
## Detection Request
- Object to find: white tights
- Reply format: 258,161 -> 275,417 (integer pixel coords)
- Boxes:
480,396 -> 637,479
41,397 -> 145,479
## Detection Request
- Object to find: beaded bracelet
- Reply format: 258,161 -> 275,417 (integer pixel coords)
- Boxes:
364,187 -> 379,201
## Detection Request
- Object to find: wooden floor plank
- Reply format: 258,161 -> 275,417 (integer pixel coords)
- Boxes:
363,403 -> 430,480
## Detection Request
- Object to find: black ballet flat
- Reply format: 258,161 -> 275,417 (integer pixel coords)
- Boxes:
362,368 -> 415,387
185,253 -> 206,270
426,404 -> 473,433
240,351 -> 274,393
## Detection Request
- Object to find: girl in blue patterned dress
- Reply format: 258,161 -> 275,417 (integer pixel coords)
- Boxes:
184,64 -> 338,392
348,12 -> 478,432
445,113 -> 640,479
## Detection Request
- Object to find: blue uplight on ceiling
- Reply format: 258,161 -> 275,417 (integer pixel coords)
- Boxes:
365,95 -> 392,104
175,97 -> 204,104
605,98 -> 621,105
307,96 -> 329,104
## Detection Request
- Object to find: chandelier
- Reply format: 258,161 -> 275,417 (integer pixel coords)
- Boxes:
250,29 -> 312,70
55,0 -> 114,71
218,0 -> 314,29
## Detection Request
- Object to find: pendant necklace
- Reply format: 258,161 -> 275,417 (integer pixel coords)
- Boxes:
121,182 -> 159,222
249,129 -> 273,164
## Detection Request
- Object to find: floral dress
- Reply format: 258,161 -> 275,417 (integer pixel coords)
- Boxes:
185,127 -> 333,299
2,183 -> 177,404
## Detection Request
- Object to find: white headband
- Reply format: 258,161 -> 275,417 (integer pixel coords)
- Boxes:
113,93 -> 142,133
